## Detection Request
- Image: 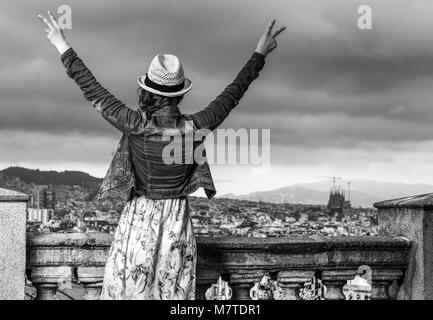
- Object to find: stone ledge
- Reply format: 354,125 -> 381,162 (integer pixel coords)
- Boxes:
197,237 -> 411,272
27,233 -> 411,252
374,193 -> 433,209
27,232 -> 113,248
197,236 -> 411,253
0,188 -> 29,202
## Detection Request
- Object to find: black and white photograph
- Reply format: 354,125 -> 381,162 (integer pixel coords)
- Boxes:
0,0 -> 432,310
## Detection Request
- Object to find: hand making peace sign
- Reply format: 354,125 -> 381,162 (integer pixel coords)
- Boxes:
37,11 -> 70,54
255,19 -> 286,57
38,11 -> 285,58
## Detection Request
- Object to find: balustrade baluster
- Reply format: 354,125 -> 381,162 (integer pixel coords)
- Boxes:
278,270 -> 315,300
371,280 -> 391,300
34,283 -> 59,300
322,270 -> 356,300
229,270 -> 265,300
196,268 -> 221,300
82,282 -> 103,300
387,280 -> 400,300
77,266 -> 105,300
30,266 -> 72,300
371,269 -> 403,300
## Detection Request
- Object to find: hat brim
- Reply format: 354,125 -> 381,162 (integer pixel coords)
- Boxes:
137,75 -> 192,97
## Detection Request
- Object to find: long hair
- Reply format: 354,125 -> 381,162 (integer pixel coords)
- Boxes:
138,87 -> 184,118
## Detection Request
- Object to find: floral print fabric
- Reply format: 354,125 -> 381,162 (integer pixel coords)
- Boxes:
100,195 -> 196,300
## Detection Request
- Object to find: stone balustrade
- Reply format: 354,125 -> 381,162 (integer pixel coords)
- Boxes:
26,233 -> 411,300
0,188 -> 29,300
3,186 -> 431,300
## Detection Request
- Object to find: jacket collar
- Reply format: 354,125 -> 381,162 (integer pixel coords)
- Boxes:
152,104 -> 182,116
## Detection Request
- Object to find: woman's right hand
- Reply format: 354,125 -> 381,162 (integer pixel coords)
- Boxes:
38,11 -> 71,55
255,19 -> 286,57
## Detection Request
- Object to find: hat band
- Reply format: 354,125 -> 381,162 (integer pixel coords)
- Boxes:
144,74 -> 185,93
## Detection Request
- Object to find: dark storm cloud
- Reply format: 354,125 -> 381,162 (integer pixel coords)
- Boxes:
2,0 -> 433,166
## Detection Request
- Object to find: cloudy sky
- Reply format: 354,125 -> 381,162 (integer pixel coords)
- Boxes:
2,0 -> 433,196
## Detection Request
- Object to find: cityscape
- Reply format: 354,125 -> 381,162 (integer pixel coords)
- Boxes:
0,167 -> 378,237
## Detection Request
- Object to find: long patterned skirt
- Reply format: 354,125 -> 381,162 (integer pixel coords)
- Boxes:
100,195 -> 196,300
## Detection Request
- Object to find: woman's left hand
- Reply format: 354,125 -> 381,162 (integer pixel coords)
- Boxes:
38,11 -> 71,54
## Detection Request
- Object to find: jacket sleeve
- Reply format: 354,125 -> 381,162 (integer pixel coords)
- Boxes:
60,48 -> 145,134
188,52 -> 265,131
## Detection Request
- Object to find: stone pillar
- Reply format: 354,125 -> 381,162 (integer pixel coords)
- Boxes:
374,194 -> 433,300
0,188 -> 29,300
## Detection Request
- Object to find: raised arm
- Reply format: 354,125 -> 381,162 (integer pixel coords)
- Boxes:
37,11 -> 144,134
189,20 -> 285,131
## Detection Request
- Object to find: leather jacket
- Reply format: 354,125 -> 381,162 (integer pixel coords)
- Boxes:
61,48 -> 265,201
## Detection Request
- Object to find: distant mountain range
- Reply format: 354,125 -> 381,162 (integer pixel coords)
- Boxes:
220,179 -> 433,207
0,166 -> 102,188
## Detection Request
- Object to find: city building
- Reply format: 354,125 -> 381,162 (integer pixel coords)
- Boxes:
27,208 -> 54,225
327,181 -> 352,221
27,185 -> 56,225
30,185 -> 56,210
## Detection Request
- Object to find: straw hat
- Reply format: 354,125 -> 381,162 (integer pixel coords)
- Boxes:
137,54 -> 192,97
